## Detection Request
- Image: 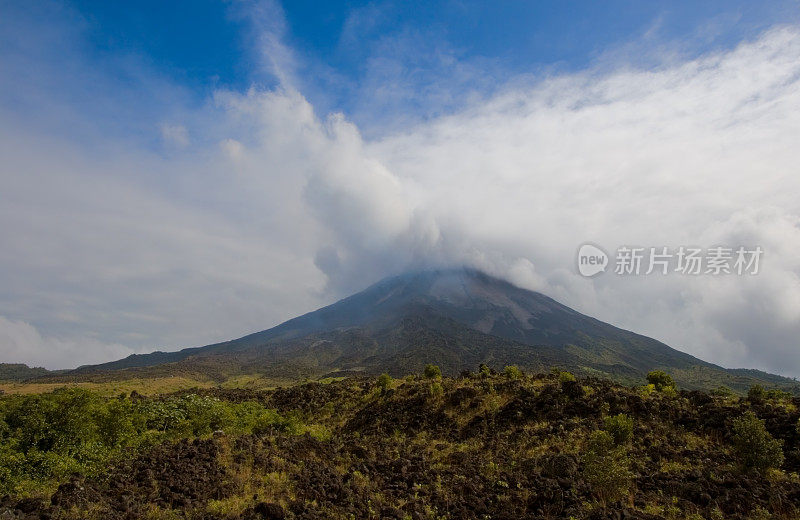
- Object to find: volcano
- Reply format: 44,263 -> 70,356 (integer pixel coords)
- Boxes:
69,268 -> 793,390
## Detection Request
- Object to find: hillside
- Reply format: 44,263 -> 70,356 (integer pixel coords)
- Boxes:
0,363 -> 53,382
1,371 -> 799,519
54,269 -> 796,393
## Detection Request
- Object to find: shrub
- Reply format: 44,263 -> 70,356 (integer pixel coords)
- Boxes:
503,365 -> 523,380
252,409 -> 303,436
582,430 -> 632,505
661,385 -> 678,398
711,385 -> 735,397
429,382 -> 444,398
748,384 -> 766,402
646,370 -> 676,392
423,364 -> 442,379
765,388 -> 792,402
559,371 -> 576,383
731,411 -> 784,472
639,383 -> 656,397
0,388 -> 305,493
376,373 -> 392,392
479,364 -> 492,378
604,413 -> 634,446
559,371 -> 583,397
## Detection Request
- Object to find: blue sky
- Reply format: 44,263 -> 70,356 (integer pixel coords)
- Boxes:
2,0 -> 800,376
25,0 -> 800,131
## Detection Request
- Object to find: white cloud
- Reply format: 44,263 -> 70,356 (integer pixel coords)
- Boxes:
0,315 -> 135,369
160,123 -> 190,147
362,28 -> 800,375
1,5 -> 799,377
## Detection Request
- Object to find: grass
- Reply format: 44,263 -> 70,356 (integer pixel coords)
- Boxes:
0,374 -> 296,396
0,376 -> 213,396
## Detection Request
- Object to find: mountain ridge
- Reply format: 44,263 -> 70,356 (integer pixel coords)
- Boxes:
48,268 -> 798,391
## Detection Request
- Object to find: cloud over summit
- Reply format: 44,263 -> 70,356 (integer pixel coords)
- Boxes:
1,4 -> 799,376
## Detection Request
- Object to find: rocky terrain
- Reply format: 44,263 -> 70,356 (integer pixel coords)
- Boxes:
1,369 -> 799,519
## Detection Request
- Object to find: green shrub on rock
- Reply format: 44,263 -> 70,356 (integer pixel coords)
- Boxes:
582,430 -> 632,505
423,364 -> 442,379
748,384 -> 766,403
731,411 -> 784,472
646,370 -> 676,392
376,373 -> 392,392
711,385 -> 735,398
558,370 -> 576,383
603,413 -> 634,446
503,365 -> 523,380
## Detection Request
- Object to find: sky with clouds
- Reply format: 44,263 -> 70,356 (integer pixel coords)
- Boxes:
1,0 -> 799,376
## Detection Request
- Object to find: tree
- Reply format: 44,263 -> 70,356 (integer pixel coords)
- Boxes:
423,364 -> 442,379
559,371 -> 577,383
748,384 -> 766,402
582,430 -> 632,505
503,365 -> 523,380
732,411 -> 784,472
376,373 -> 392,393
646,370 -> 676,392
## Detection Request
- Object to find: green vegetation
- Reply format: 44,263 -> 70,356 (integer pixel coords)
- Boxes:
0,363 -> 52,382
1,370 -> 799,519
582,430 -> 632,505
0,388 -> 305,494
731,411 -> 784,472
749,384 -> 767,402
558,370 -> 576,383
647,370 -> 676,391
376,373 -> 392,393
711,385 -> 735,397
503,365 -> 523,380
603,413 -> 634,446
423,363 -> 442,379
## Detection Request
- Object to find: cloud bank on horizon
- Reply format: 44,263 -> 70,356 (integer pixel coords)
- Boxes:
1,0 -> 799,376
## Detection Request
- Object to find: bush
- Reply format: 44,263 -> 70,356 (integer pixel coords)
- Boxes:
503,365 -> 523,380
559,371 -> 576,383
376,373 -> 392,392
748,384 -> 766,402
582,430 -> 632,505
0,388 -> 303,494
661,385 -> 678,398
731,411 -> 784,472
711,385 -> 735,397
765,388 -> 792,402
646,370 -> 676,392
639,383 -> 656,397
479,364 -> 492,378
252,409 -> 303,436
423,364 -> 442,379
429,382 -> 444,398
603,414 -> 634,446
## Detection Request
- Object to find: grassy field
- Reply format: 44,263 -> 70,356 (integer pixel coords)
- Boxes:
0,376 -> 214,396
0,374 -> 299,396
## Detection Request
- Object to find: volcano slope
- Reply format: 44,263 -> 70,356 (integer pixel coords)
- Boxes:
63,269 -> 796,393
2,370 -> 799,520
